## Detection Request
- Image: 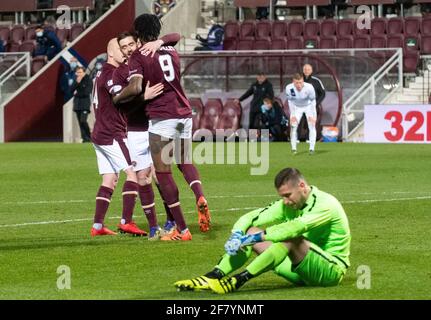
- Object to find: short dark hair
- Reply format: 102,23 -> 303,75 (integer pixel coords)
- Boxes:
75,66 -> 86,72
117,31 -> 137,44
274,168 -> 305,189
292,73 -> 303,80
133,14 -> 162,42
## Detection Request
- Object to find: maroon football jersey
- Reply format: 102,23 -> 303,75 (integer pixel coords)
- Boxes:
91,63 -> 127,145
128,45 -> 192,120
113,63 -> 149,132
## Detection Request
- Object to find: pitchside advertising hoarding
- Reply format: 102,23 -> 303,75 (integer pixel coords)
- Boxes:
364,104 -> 431,143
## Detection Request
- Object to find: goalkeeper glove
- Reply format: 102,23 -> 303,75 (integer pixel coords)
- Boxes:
239,232 -> 264,247
224,230 -> 244,256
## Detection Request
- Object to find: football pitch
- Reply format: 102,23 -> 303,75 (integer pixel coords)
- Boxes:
0,142 -> 430,300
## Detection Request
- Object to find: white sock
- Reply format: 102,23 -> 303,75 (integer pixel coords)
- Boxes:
93,223 -> 103,230
308,123 -> 316,151
120,219 -> 126,225
290,127 -> 297,150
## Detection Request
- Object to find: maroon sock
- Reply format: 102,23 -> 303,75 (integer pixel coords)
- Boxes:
155,182 -> 174,222
94,186 -> 113,224
155,171 -> 187,231
139,184 -> 158,228
177,164 -> 204,202
122,180 -> 139,224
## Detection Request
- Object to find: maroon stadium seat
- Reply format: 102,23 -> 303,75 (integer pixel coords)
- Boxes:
353,35 -> 370,48
19,40 -> 35,54
270,38 -> 287,49
404,17 -> 420,36
353,22 -> 369,35
205,98 -> 223,115
370,34 -> 387,48
237,39 -> 253,50
287,37 -> 303,49
239,20 -> 255,40
56,28 -> 70,45
304,20 -> 320,37
404,34 -> 420,52
7,42 -> 20,52
319,36 -> 336,49
387,34 -> 404,50
199,107 -> 220,135
255,20 -> 271,40
0,26 -> 10,42
287,20 -> 304,38
25,25 -> 37,40
320,20 -> 336,37
224,21 -> 239,39
387,17 -> 403,35
336,36 -> 353,48
223,38 -> 236,50
224,98 -> 242,117
370,18 -> 387,36
190,98 -> 204,133
271,21 -> 287,40
304,36 -> 319,49
403,51 -> 419,73
218,107 -> 240,131
253,39 -> 270,50
421,16 -> 431,35
337,20 -> 353,37
31,56 -> 46,75
10,25 -> 25,44
70,23 -> 84,41
421,35 -> 431,54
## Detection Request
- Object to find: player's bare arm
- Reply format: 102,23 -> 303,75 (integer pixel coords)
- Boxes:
141,33 -> 181,57
112,76 -> 143,104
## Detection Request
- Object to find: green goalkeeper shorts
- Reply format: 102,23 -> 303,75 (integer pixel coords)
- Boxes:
275,242 -> 347,287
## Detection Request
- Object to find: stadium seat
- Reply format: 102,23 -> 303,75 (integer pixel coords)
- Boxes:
319,36 -> 336,49
370,34 -> 387,48
224,98 -> 242,117
25,26 -> 37,40
10,25 -> 25,44
70,23 -> 84,41
370,18 -> 386,36
7,42 -> 20,52
239,20 -> 255,40
223,38 -> 236,50
253,39 -> 270,50
19,40 -> 36,54
237,39 -> 253,50
218,107 -> 240,132
387,34 -> 404,50
420,35 -> 431,54
387,17 -> 403,35
353,23 -> 369,36
353,35 -> 370,48
56,28 -> 70,45
190,98 -> 204,133
421,16 -> 431,35
271,21 -> 287,40
224,21 -> 239,39
337,20 -> 353,37
270,38 -> 287,49
320,20 -> 336,37
255,20 -> 271,40
0,26 -> 10,43
403,51 -> 419,73
287,20 -> 304,38
336,36 -> 353,48
199,106 -> 220,135
287,37 -> 303,50
404,34 -> 420,52
304,36 -> 319,49
404,17 -> 420,36
31,56 -> 46,75
204,98 -> 223,115
304,20 -> 320,37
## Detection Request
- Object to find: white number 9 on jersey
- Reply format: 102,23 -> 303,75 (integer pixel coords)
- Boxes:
158,54 -> 175,82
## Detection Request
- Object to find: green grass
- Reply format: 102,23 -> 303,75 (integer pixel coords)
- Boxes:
0,142 -> 430,300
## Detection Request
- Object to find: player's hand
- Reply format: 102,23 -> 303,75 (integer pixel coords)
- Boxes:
141,39 -> 164,58
224,230 -> 244,256
143,81 -> 163,100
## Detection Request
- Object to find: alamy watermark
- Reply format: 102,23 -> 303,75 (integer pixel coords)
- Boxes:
356,5 -> 372,31
356,265 -> 371,290
160,129 -> 270,176
57,265 -> 71,290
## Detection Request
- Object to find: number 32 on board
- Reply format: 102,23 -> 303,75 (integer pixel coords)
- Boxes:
384,110 -> 431,142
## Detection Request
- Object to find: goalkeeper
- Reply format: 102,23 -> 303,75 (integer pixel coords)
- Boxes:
174,167 -> 351,294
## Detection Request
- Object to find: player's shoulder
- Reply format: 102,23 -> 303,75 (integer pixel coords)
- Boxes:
285,83 -> 294,90
303,82 -> 314,90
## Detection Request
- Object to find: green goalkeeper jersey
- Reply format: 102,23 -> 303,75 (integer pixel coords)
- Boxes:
232,186 -> 351,268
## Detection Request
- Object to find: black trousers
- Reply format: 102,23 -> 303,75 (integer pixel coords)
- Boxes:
75,110 -> 91,142
249,104 -> 261,130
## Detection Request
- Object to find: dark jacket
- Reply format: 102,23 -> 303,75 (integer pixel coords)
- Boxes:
34,30 -> 62,60
0,40 -> 4,53
198,24 -> 224,50
71,74 -> 93,112
260,102 -> 287,128
239,79 -> 274,110
304,74 -> 326,106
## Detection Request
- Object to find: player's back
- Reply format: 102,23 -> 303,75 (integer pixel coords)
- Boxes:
129,45 -> 192,120
92,62 -> 127,145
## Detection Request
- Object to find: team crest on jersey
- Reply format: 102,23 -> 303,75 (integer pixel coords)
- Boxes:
290,88 -> 296,96
107,80 -> 113,86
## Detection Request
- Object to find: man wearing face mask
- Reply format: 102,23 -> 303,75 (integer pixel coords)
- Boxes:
34,25 -> 62,61
60,57 -> 78,102
258,98 -> 288,142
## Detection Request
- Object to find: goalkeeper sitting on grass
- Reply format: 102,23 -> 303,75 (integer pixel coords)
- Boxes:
174,167 -> 351,294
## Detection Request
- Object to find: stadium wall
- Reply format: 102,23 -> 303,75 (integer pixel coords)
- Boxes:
1,0 -> 135,142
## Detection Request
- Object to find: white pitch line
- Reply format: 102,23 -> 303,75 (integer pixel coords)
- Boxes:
0,195 -> 430,229
3,191 -> 431,206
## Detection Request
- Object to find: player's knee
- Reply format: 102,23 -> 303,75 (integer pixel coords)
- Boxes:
137,169 -> 152,185
246,226 -> 263,235
307,117 -> 316,126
